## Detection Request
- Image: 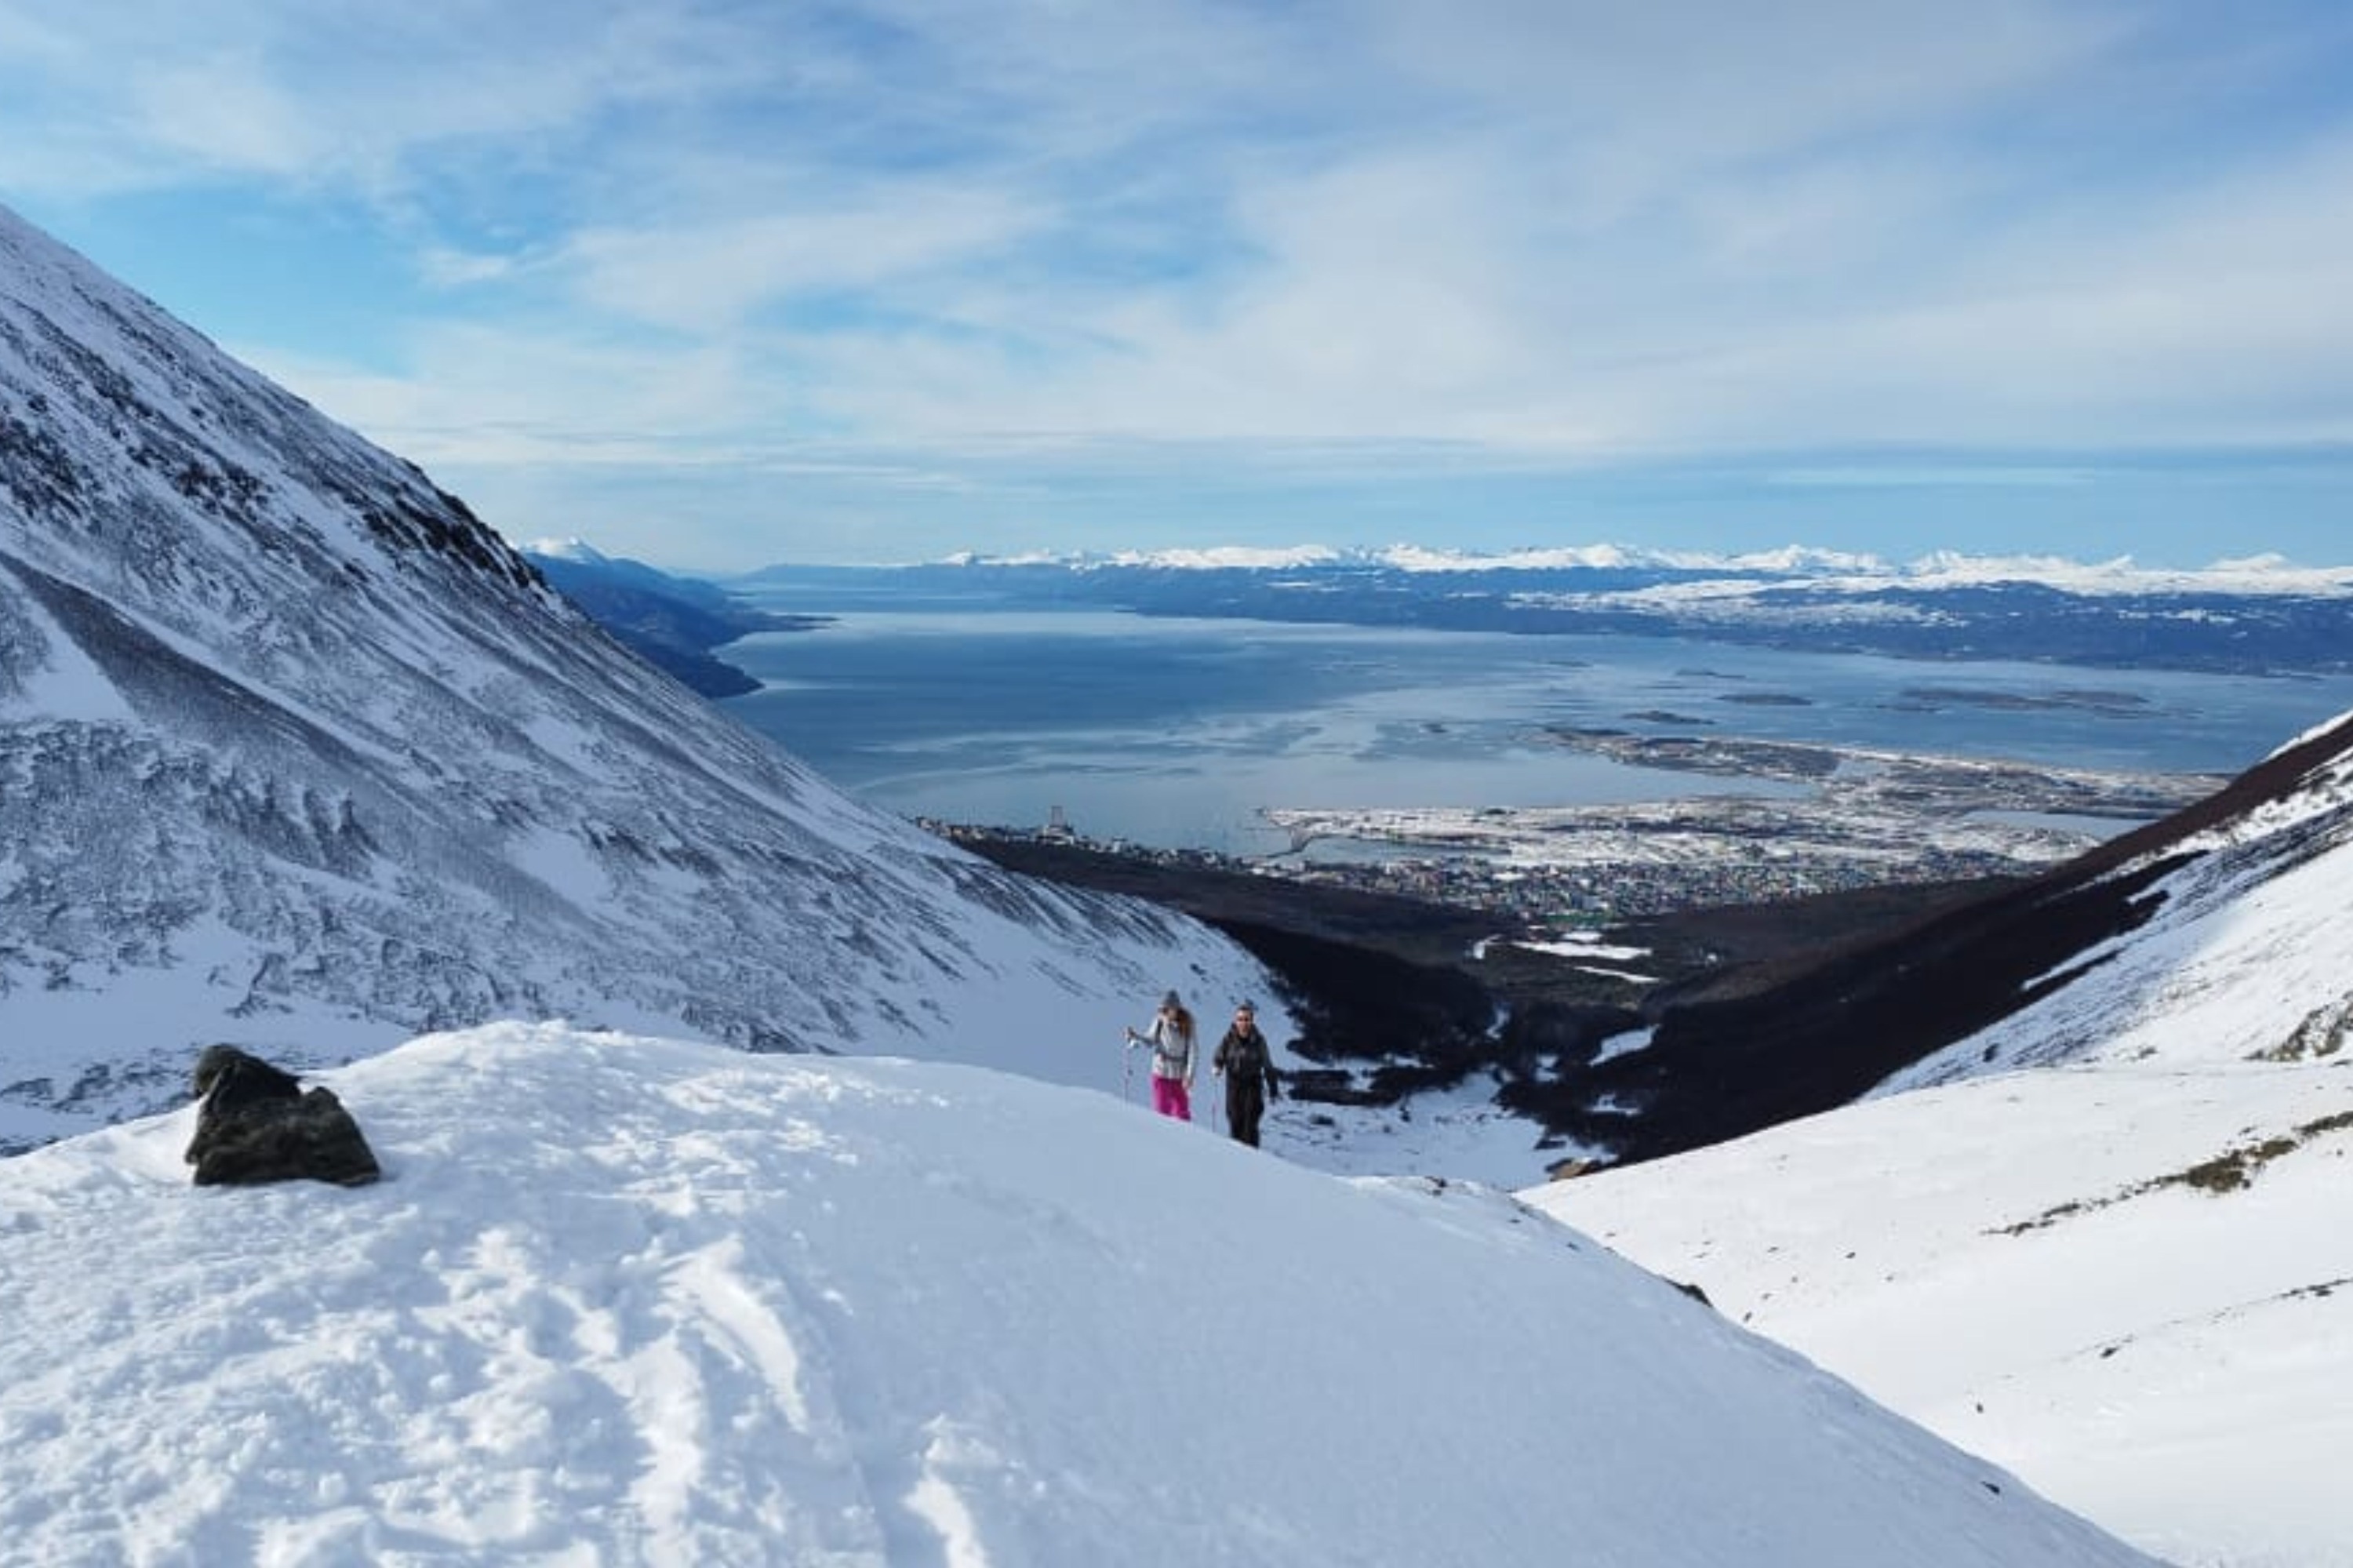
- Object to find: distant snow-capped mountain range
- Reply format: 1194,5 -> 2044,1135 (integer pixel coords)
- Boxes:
0,202 -> 1276,1153
719,542 -> 2353,678
522,532 -> 2353,710
923,540 -> 2353,596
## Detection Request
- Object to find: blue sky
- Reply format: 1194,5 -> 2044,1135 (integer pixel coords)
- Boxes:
5,1 -> 2352,571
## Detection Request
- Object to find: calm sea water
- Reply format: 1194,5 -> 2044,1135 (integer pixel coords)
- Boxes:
718,603 -> 2353,857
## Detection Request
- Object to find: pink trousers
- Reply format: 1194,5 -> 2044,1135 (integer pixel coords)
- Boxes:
1152,1077 -> 1192,1120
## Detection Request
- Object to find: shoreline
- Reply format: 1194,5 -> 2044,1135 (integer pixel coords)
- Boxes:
928,737 -> 2220,933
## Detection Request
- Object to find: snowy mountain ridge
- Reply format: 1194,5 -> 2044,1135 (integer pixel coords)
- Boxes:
1888,708 -> 2353,1087
1539,708 -> 2353,1566
0,201 -> 1278,1152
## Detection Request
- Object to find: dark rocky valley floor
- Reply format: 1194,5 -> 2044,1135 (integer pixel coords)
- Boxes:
959,832 -> 2013,1164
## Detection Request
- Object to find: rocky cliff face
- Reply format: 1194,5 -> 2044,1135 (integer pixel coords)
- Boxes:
0,204 -> 1271,1151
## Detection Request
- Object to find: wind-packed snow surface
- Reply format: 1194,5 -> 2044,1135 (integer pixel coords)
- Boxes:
0,1024 -> 2157,1568
0,202 -> 1278,1150
1537,717 -> 2353,1566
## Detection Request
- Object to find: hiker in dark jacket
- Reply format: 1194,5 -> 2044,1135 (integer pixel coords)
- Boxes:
1211,999 -> 1282,1148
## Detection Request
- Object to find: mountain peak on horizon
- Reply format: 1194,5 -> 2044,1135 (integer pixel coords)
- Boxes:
522,534 -> 609,564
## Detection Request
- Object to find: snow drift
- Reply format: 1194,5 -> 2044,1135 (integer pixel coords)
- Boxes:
0,1024 -> 2157,1567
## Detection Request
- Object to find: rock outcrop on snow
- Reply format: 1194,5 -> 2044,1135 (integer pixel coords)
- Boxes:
182,1045 -> 380,1188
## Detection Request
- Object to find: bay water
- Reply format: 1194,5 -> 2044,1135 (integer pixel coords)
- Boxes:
718,605 -> 2353,857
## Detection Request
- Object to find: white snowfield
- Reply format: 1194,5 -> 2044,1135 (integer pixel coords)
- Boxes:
1540,726 -> 2353,1567
0,1024 -> 2158,1568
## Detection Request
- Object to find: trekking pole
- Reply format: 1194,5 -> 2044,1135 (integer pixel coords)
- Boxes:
1122,1035 -> 1135,1103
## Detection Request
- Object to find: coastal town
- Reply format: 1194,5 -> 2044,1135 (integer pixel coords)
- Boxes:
929,739 -> 2226,932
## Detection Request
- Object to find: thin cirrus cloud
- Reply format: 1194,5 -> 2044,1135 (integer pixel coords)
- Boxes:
558,190 -> 1055,337
1771,467 -> 2100,490
5,0 -> 2353,566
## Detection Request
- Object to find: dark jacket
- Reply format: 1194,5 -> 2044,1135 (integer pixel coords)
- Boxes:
1213,1024 -> 1280,1101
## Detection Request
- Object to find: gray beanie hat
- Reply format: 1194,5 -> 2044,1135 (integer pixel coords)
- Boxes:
1161,990 -> 1182,1010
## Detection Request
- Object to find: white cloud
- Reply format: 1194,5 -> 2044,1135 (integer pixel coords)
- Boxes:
559,187 -> 1051,334
238,326 -> 758,467
0,1 -> 785,194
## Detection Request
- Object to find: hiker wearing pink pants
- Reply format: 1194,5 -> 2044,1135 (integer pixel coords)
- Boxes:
1151,1074 -> 1192,1120
1126,991 -> 1198,1121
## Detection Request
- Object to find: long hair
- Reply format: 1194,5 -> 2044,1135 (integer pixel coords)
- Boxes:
1169,1004 -> 1195,1039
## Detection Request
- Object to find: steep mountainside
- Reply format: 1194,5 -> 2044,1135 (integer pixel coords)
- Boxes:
1537,714 -> 2353,1565
0,205 -> 1274,1151
1561,706 -> 2353,1162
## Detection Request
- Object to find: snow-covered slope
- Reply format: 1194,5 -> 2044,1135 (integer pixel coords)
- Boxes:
0,202 -> 1276,1150
1883,708 -> 2353,1088
0,1024 -> 2158,1568
1535,715 -> 2353,1566
1562,708 -> 2353,1164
